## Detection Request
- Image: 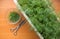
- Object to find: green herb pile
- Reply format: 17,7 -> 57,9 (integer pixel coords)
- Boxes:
9,12 -> 20,23
18,0 -> 60,39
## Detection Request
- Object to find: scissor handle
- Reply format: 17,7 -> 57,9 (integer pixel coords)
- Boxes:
10,19 -> 26,36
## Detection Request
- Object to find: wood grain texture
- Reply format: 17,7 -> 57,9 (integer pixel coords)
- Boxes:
0,0 -> 40,39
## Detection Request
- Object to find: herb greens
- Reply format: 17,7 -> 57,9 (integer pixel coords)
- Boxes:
9,11 -> 20,23
18,0 -> 60,39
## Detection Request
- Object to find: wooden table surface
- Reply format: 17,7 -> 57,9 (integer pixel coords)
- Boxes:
0,0 -> 39,39
52,0 -> 60,13
0,0 -> 60,39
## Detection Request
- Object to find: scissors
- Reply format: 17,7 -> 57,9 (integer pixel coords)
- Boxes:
10,17 -> 26,36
